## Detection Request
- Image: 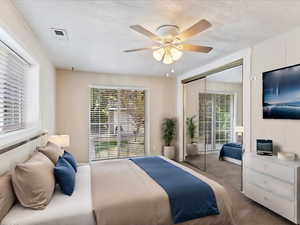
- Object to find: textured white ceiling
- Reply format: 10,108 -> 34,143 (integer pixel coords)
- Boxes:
13,0 -> 300,76
206,65 -> 242,83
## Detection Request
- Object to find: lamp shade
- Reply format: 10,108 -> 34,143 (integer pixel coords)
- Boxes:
170,47 -> 182,61
48,135 -> 70,148
48,135 -> 61,146
152,48 -> 165,61
152,47 -> 182,64
235,126 -> 244,134
59,135 -> 70,148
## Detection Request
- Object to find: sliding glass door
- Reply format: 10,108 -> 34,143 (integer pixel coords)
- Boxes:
89,87 -> 145,160
199,93 -> 234,153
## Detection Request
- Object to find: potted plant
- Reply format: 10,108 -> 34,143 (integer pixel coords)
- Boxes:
186,116 -> 198,156
161,118 -> 176,160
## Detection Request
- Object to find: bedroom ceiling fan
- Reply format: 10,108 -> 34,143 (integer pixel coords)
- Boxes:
124,19 -> 213,65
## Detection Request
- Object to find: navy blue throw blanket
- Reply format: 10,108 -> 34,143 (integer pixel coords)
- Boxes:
219,143 -> 242,160
130,156 -> 219,223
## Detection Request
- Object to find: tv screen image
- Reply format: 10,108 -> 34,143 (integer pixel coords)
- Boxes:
263,64 -> 300,119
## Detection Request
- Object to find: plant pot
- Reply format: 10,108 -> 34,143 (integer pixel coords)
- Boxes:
163,146 -> 176,160
186,143 -> 198,156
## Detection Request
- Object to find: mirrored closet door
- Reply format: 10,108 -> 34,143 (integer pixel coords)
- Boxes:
184,78 -> 207,171
183,64 -> 243,191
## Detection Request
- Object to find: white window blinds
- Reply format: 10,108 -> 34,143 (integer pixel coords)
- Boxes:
0,41 -> 28,134
89,87 -> 145,160
199,93 -> 233,152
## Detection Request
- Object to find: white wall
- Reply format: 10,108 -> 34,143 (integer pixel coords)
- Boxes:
56,69 -> 177,163
0,0 -> 56,138
251,26 -> 300,155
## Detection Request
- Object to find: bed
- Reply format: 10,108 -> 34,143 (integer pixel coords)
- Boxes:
1,133 -> 235,225
2,165 -> 95,225
219,143 -> 242,165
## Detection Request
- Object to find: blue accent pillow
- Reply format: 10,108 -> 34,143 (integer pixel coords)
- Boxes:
63,151 -> 77,172
54,157 -> 76,196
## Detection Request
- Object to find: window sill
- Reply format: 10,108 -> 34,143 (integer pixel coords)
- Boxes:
0,128 -> 46,150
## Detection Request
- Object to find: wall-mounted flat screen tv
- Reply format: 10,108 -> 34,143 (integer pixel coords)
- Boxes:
263,64 -> 300,119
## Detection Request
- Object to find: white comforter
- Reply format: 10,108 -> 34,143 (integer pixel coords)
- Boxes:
1,165 -> 96,225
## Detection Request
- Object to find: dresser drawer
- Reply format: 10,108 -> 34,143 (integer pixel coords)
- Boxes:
244,182 -> 265,204
245,182 -> 294,221
244,156 -> 294,183
245,169 -> 294,201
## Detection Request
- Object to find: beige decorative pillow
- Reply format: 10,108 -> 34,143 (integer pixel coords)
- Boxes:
31,150 -> 54,163
0,173 -> 15,221
12,152 -> 55,209
38,141 -> 64,164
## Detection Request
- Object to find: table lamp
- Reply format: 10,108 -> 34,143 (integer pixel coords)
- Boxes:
48,135 -> 70,149
235,126 -> 244,144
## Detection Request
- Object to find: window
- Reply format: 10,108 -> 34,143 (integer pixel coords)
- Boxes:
89,87 -> 146,160
199,93 -> 234,152
0,41 -> 28,134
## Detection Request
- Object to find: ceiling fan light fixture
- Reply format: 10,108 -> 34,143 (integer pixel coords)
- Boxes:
162,51 -> 173,64
126,20 -> 213,64
152,48 -> 165,61
170,47 -> 182,61
153,46 -> 182,64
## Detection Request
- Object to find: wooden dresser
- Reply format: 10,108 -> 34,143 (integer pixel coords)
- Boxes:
243,153 -> 300,224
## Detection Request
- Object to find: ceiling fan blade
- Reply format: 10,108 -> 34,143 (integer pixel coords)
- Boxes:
130,25 -> 160,41
123,46 -> 160,53
177,19 -> 212,41
124,48 -> 151,53
178,44 -> 213,53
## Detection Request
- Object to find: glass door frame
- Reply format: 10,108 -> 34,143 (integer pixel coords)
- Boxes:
88,85 -> 150,161
183,65 -> 243,172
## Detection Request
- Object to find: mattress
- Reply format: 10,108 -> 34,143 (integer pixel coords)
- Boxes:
1,165 -> 96,225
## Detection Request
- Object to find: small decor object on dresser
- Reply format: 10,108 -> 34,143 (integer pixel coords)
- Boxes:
277,152 -> 296,161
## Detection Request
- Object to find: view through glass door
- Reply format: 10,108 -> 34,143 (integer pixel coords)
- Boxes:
89,87 -> 145,160
199,93 -> 234,153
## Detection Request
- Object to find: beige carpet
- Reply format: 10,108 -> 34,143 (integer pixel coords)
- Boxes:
185,153 -> 242,190
183,162 -> 294,225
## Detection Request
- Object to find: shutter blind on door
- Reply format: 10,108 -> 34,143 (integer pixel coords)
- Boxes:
0,41 -> 27,134
89,88 -> 145,160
